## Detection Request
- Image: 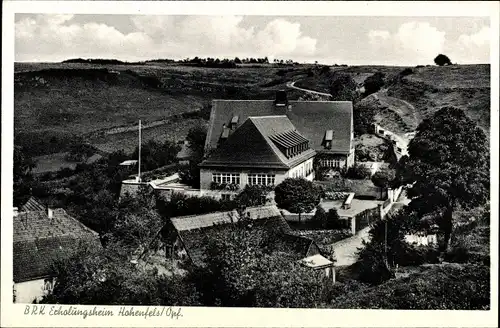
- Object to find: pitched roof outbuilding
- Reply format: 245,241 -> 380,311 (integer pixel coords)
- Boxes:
13,207 -> 100,283
161,205 -> 321,267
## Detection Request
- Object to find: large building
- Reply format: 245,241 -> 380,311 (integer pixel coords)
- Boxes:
200,115 -> 316,195
200,92 -> 354,194
13,197 -> 100,303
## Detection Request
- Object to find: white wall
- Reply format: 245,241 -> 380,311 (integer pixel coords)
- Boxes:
14,279 -> 51,304
200,168 -> 289,190
286,158 -> 314,180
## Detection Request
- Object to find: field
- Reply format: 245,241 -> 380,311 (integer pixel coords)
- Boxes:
14,62 -> 490,172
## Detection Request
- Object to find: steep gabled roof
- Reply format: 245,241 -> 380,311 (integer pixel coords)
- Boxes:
13,209 -> 100,283
166,205 -> 294,267
20,197 -> 45,212
205,100 -> 353,154
200,116 -> 315,169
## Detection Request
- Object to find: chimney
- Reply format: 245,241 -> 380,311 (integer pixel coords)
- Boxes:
274,90 -> 288,109
48,208 -> 54,219
13,207 -> 18,218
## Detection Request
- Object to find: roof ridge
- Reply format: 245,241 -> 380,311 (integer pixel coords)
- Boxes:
170,209 -> 237,221
248,117 -> 291,168
248,115 -> 288,119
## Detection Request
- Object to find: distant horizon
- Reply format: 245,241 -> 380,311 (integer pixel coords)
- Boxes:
14,57 -> 491,67
15,15 -> 491,66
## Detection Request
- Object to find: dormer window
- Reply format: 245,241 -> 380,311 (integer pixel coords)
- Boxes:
230,115 -> 239,130
323,130 -> 333,150
274,90 -> 288,108
218,124 -> 231,145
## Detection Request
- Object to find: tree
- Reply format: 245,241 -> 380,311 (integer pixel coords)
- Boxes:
399,107 -> 489,253
434,54 -> 452,66
344,163 -> 372,180
311,205 -> 328,229
371,167 -> 396,199
42,239 -> 200,305
363,72 -> 385,96
106,187 -> 165,254
274,178 -> 321,223
329,73 -> 360,104
131,139 -> 180,172
186,125 -> 207,152
190,221 -> 325,307
181,125 -> 207,188
353,103 -> 376,136
13,145 -> 37,207
326,208 -> 342,229
234,185 -> 272,208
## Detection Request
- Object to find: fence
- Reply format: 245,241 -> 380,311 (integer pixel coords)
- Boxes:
351,206 -> 380,234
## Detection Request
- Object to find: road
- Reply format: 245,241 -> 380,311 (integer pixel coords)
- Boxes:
286,78 -> 415,266
286,81 -> 332,97
331,191 -> 410,267
331,227 -> 371,266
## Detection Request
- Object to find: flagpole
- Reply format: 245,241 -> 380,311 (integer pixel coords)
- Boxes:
138,119 -> 141,182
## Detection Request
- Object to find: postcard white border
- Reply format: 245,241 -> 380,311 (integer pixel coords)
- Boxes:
2,1 -> 499,327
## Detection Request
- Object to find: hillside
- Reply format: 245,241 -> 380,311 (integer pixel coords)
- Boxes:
14,62 -> 308,158
14,62 -> 490,172
295,64 -> 490,134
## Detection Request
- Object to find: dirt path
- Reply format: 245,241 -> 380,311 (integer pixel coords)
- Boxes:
332,227 -> 371,266
286,81 -> 332,97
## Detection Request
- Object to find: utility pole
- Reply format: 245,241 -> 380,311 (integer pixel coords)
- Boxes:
384,219 -> 389,268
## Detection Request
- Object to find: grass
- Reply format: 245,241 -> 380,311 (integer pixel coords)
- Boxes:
14,62 -> 309,160
32,152 -> 77,174
293,64 -> 490,134
15,62 -> 490,164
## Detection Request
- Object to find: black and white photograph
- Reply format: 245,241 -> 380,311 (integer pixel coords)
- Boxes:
2,1 -> 499,327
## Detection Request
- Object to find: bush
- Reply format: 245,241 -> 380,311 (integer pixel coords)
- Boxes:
330,264 -> 490,309
399,68 -> 414,76
357,241 -> 394,285
344,163 -> 372,179
353,103 -> 375,136
311,205 -> 328,229
326,208 -> 345,229
329,73 -> 360,104
363,72 -> 385,96
434,54 -> 452,66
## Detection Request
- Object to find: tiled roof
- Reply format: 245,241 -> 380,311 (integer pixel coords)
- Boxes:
200,116 -> 315,169
13,209 -> 100,282
167,205 -> 294,267
170,205 -> 286,232
20,197 -> 45,212
272,233 -> 318,260
299,254 -> 334,269
178,215 -> 293,267
205,99 -> 353,154
171,210 -> 239,232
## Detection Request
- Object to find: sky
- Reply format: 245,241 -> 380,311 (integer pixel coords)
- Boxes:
15,14 -> 491,65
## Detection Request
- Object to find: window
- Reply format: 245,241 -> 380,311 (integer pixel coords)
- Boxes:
248,174 -> 275,186
212,173 -> 240,184
221,194 -> 231,201
322,159 -> 341,168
